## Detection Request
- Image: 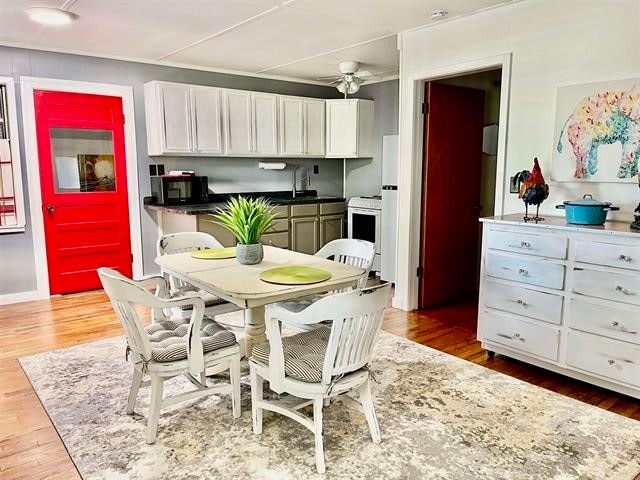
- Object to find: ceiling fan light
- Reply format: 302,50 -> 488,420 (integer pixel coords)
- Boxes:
337,81 -> 347,94
347,82 -> 360,94
26,7 -> 77,26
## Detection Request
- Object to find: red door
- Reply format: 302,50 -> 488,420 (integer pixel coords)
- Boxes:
34,91 -> 132,294
419,82 -> 485,308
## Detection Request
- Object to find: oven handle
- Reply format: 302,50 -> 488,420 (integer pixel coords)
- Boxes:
348,207 -> 381,215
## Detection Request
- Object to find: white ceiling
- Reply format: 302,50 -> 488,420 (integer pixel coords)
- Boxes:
0,0 -> 514,85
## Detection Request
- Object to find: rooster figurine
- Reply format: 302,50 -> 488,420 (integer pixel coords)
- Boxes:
519,157 -> 549,222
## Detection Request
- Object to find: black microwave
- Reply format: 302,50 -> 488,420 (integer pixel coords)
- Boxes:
150,175 -> 209,205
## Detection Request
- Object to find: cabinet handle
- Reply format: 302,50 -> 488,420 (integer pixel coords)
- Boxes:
615,285 -> 634,295
496,332 -> 525,341
520,241 -> 531,248
607,359 -> 616,366
515,299 -> 529,307
518,268 -> 528,276
610,321 -> 638,334
618,254 -> 632,262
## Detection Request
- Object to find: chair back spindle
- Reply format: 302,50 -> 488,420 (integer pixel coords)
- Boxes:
315,239 -> 376,289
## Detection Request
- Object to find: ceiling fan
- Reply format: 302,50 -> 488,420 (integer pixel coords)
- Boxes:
318,61 -> 380,97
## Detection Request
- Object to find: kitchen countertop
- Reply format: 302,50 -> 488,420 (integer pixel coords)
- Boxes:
481,213 -> 640,238
144,190 -> 345,215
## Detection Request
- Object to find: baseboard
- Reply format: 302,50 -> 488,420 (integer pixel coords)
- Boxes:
0,289 -> 48,305
391,295 -> 410,311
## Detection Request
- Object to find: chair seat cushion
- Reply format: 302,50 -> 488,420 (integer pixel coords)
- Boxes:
146,317 -> 237,362
251,327 -> 331,382
273,294 -> 323,313
171,285 -> 228,310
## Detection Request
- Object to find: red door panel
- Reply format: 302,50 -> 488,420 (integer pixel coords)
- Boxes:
34,91 -> 132,294
419,82 -> 485,308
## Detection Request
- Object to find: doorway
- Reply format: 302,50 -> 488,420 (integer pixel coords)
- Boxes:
418,69 -> 502,312
34,90 -> 132,294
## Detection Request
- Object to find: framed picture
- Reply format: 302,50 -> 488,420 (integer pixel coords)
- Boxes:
551,77 -> 639,183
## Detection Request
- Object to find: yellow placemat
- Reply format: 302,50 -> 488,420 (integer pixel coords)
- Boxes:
260,266 -> 332,285
191,247 -> 236,259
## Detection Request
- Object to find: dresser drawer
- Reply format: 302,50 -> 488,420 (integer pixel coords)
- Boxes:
486,253 -> 565,290
575,240 -> 640,271
572,267 -> 640,305
260,231 -> 289,249
569,299 -> 640,345
480,310 -> 560,361
487,229 -> 567,259
485,280 -> 563,324
566,331 -> 640,387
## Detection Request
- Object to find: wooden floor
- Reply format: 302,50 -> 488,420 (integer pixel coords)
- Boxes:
1,291 -> 638,479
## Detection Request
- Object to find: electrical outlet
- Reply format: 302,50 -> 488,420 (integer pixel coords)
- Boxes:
509,176 -> 519,194
313,165 -> 319,174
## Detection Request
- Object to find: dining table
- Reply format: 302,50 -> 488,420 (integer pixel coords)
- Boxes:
155,245 -> 366,354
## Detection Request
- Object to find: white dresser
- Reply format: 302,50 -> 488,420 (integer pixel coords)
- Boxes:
478,214 -> 640,399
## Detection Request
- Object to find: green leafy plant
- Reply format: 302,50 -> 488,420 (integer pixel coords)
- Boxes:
213,196 -> 278,245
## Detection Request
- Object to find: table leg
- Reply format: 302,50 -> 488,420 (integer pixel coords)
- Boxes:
244,305 -> 266,356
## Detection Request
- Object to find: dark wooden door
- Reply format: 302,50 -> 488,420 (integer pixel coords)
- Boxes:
35,90 -> 132,294
419,82 -> 485,308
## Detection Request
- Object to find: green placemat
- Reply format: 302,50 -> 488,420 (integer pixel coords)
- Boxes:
260,266 -> 332,285
191,247 -> 236,259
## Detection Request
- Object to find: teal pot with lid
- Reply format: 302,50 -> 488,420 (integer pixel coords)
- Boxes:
556,194 -> 619,225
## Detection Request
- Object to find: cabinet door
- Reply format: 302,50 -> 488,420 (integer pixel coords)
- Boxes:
197,215 -> 236,247
319,214 -> 343,248
279,96 -> 304,156
191,86 -> 222,155
252,93 -> 278,155
304,99 -> 325,156
291,217 -> 319,255
326,100 -> 357,157
223,90 -> 252,155
160,84 -> 192,153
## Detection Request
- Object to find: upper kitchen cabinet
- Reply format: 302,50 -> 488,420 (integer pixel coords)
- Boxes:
279,96 -> 325,157
325,99 -> 374,158
223,90 -> 279,156
222,89 -> 253,156
144,81 -> 223,156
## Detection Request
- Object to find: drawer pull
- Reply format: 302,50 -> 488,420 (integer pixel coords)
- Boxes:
610,321 -> 638,334
518,268 -> 528,276
607,359 -> 616,366
497,332 -> 525,341
515,299 -> 529,307
520,241 -> 531,248
615,285 -> 634,295
618,254 -> 632,262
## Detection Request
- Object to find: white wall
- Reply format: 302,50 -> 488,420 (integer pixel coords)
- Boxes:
395,0 -> 640,310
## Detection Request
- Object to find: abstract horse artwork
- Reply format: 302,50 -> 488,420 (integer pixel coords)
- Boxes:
553,78 -> 640,182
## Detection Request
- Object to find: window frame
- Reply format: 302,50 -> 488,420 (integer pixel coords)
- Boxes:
0,76 -> 25,233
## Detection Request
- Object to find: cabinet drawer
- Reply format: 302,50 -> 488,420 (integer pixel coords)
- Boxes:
260,231 -> 289,249
566,331 -> 640,387
487,229 -> 567,259
265,218 -> 289,233
569,299 -> 640,345
575,240 -> 640,271
486,252 -> 565,290
485,280 -> 563,324
572,267 -> 640,305
291,203 -> 318,217
480,310 -> 560,361
320,202 -> 344,215
272,205 -> 289,219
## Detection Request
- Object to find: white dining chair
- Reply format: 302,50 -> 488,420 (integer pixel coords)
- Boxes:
98,267 -> 242,444
272,238 -> 376,316
250,283 -> 391,474
157,232 -> 241,324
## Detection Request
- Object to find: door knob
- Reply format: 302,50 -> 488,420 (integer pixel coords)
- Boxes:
46,204 -> 55,213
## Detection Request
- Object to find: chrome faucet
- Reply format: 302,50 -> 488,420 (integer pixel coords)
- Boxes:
292,165 -> 311,198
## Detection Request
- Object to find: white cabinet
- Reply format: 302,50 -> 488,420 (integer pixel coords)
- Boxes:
279,96 -> 325,157
478,215 -> 640,399
325,99 -> 374,158
252,93 -> 279,156
223,89 -> 253,156
144,81 -> 222,156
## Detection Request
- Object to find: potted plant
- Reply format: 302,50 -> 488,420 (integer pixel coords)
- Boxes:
213,196 -> 278,265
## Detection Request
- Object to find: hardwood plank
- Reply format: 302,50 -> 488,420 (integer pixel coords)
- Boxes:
0,290 -> 638,479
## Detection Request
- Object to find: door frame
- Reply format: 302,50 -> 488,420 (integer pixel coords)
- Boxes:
20,76 -> 142,300
394,53 -> 512,311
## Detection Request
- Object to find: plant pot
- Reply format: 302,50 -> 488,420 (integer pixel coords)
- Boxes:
236,243 -> 263,265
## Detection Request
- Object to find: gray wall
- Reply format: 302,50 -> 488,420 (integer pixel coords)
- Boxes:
0,46 -> 341,295
344,79 -> 399,200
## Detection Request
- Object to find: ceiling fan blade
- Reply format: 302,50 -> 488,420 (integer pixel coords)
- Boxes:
355,70 -> 374,77
316,75 -> 342,80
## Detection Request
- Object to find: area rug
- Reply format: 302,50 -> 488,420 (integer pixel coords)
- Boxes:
19,313 -> 640,480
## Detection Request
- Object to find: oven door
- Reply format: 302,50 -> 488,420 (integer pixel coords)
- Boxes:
348,207 -> 381,255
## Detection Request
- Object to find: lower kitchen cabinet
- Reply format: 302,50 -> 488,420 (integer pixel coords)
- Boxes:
291,216 -> 319,255
197,215 -> 236,246
320,214 -> 344,247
